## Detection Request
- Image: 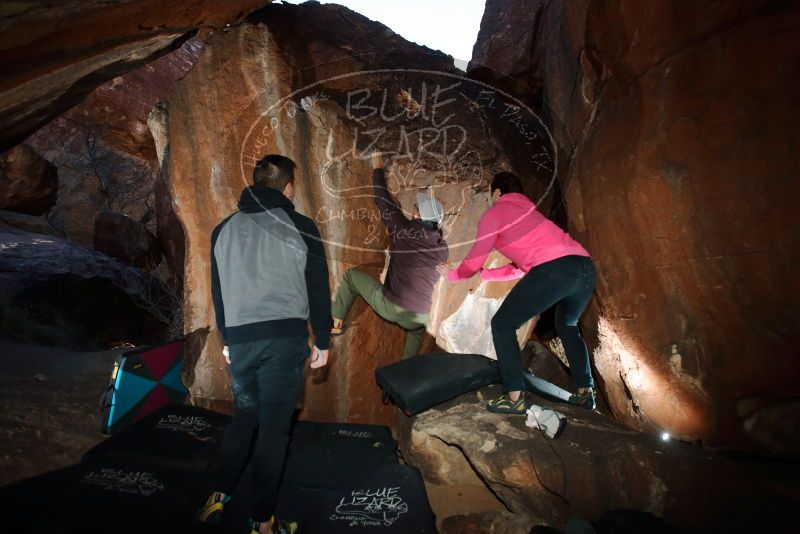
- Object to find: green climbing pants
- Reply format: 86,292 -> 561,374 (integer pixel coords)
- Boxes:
331,268 -> 428,359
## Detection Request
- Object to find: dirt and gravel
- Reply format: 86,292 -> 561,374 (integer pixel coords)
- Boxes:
0,339 -> 116,485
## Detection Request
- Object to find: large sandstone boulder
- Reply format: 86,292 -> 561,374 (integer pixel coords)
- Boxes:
166,2 -> 558,420
398,388 -> 798,531
469,0 -> 800,454
79,37 -> 207,162
0,144 -> 58,215
21,113 -> 158,247
0,229 -> 171,348
0,0 -> 268,152
468,0 -> 548,99
16,37 -> 205,248
93,210 -> 162,270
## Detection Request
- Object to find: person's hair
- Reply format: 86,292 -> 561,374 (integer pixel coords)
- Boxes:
420,220 -> 440,232
253,154 -> 296,190
490,171 -> 524,195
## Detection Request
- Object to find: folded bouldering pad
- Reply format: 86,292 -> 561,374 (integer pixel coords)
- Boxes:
375,353 -> 500,415
99,339 -> 187,435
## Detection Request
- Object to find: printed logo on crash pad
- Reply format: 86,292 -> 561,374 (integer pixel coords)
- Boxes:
156,414 -> 212,434
81,468 -> 164,496
331,486 -> 408,527
333,429 -> 374,438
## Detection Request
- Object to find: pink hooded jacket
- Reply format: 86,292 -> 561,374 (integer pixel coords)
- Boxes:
448,193 -> 590,282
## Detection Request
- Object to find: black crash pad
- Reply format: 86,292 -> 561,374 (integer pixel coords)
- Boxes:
282,420 -> 398,488
217,463 -> 435,533
0,457 -> 207,533
375,353 -> 500,415
2,409 -> 416,534
283,463 -> 437,533
82,403 -> 230,471
177,423 -> 414,534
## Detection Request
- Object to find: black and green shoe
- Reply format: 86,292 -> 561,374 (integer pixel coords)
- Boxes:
249,516 -> 298,534
486,393 -> 527,414
196,492 -> 231,525
569,387 -> 596,410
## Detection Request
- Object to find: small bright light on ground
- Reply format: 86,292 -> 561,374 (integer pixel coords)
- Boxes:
661,432 -> 671,441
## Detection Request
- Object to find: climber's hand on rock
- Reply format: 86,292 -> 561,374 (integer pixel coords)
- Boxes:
223,345 -> 230,365
371,151 -> 386,169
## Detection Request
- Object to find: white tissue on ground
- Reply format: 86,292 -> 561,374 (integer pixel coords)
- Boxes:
526,404 -> 566,439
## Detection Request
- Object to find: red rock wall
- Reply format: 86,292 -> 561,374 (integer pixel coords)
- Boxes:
470,0 -> 800,453
167,3 -> 548,423
0,0 -> 269,152
0,144 -> 57,215
4,38 -> 204,253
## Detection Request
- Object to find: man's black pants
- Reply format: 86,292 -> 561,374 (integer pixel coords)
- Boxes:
212,336 -> 307,522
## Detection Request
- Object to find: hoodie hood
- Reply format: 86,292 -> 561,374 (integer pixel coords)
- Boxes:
238,183 -> 294,213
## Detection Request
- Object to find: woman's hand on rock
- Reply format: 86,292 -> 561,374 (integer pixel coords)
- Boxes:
371,151 -> 386,169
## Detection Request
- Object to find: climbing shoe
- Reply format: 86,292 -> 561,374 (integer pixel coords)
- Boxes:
249,516 -> 298,534
196,492 -> 230,525
330,325 -> 346,337
487,393 -> 527,414
569,387 -> 596,410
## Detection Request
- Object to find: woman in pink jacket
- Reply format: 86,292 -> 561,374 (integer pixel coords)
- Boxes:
446,172 -> 597,413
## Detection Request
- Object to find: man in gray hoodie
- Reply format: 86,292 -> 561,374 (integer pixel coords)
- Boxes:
198,154 -> 332,534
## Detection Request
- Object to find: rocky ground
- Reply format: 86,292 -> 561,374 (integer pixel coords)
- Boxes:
0,340 -> 114,485
399,385 -> 800,532
0,228 -> 178,349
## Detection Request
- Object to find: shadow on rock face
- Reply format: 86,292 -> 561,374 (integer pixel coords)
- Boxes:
180,327 -> 210,396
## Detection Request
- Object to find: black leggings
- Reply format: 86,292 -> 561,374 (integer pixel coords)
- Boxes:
491,255 -> 596,392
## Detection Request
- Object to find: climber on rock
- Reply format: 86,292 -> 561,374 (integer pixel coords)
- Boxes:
199,154 -> 332,534
330,151 -> 448,359
441,171 -> 597,414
